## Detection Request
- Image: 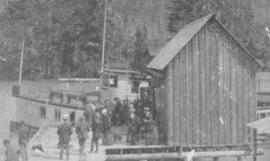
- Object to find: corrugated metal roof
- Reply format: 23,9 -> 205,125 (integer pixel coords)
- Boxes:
147,14 -> 213,70
147,14 -> 261,70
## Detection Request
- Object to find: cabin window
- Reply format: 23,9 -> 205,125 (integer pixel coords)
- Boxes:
260,113 -> 266,119
54,109 -> 61,121
131,81 -> 140,93
104,75 -> 118,88
40,106 -> 46,118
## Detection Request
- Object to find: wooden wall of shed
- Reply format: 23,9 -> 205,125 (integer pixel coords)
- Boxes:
155,85 -> 168,144
163,20 -> 257,146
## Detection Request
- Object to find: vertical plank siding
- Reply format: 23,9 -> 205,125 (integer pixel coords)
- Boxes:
226,37 -> 234,144
217,31 -> 225,144
243,58 -> 249,143
182,47 -> 188,145
164,20 -> 258,146
205,24 -> 211,145
193,36 -> 200,145
166,62 -> 174,145
230,40 -> 237,144
209,26 -> 216,145
198,29 -> 206,145
190,41 -> 195,144
179,48 -> 185,145
185,44 -> 191,145
223,34 -> 230,144
250,68 -> 257,132
186,43 -> 193,145
173,54 -> 180,144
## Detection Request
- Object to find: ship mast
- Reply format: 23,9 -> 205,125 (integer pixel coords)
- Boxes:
101,0 -> 107,75
100,0 -> 107,90
19,38 -> 25,86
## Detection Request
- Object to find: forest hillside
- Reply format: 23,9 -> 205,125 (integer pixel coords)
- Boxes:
0,0 -> 269,80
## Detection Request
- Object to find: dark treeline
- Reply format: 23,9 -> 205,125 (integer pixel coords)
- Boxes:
0,0 -> 269,80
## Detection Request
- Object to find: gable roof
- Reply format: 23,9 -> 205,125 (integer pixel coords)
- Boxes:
147,14 -> 260,70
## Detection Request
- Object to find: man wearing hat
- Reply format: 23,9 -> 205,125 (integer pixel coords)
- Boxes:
90,108 -> 103,153
127,106 -> 140,145
101,108 -> 112,145
75,116 -> 89,156
57,114 -> 72,160
101,109 -> 111,131
141,107 -> 155,145
3,139 -> 19,161
17,121 -> 30,161
83,102 -> 95,129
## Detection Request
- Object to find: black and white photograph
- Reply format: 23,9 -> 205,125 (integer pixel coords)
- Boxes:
0,0 -> 270,161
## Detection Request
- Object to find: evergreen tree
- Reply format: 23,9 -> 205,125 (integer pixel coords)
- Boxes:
131,28 -> 152,73
0,0 -> 105,79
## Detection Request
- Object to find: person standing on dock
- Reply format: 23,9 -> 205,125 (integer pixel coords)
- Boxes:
101,108 -> 111,135
90,109 -> 103,153
104,99 -> 114,117
17,121 -> 30,161
112,98 -> 122,125
83,102 -> 96,130
57,114 -> 73,160
101,108 -> 113,145
127,106 -> 140,145
75,116 -> 89,155
141,107 -> 155,145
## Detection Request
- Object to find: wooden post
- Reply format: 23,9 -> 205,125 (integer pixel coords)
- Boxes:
253,129 -> 257,161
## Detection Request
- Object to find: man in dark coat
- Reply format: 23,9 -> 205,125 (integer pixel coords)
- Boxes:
104,100 -> 114,117
57,114 -> 72,160
83,103 -> 95,129
121,98 -> 130,125
90,109 -> 103,153
75,116 -> 89,155
112,98 -> 122,125
101,108 -> 111,135
101,108 -> 112,145
141,107 -> 155,145
17,121 -> 30,161
3,139 -> 19,161
127,107 -> 140,145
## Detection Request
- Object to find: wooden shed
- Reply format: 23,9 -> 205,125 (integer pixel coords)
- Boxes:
147,15 -> 261,146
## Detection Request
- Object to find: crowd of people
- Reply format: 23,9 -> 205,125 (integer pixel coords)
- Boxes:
60,97 -> 157,159
57,97 -> 156,160
2,97 -> 156,161
89,97 -> 157,145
